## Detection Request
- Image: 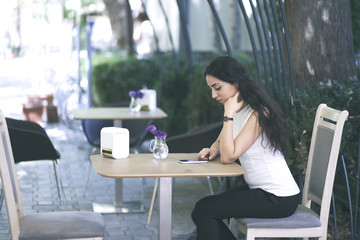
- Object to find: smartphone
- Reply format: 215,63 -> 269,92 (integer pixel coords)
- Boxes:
178,159 -> 208,164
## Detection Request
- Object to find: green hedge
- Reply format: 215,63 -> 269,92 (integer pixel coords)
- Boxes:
285,78 -> 360,174
92,56 -> 159,107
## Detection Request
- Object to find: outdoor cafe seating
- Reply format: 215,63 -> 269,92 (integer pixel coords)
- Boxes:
0,110 -> 106,240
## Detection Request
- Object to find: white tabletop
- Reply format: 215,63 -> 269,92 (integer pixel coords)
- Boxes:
90,153 -> 246,178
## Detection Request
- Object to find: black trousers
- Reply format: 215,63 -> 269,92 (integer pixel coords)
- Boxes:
191,185 -> 299,240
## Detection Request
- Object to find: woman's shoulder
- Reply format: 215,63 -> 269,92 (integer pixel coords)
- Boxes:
234,104 -> 254,123
237,104 -> 254,116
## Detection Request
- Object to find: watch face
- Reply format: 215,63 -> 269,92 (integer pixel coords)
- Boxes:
224,116 -> 233,121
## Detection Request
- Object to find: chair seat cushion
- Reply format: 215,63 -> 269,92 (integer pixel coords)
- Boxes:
19,211 -> 105,240
235,205 -> 321,228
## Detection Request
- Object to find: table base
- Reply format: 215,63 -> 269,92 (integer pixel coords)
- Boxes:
92,201 -> 145,214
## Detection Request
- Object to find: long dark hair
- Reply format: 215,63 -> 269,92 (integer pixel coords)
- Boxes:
204,56 -> 288,156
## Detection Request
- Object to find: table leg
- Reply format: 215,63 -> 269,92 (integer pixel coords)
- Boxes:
92,178 -> 144,213
115,178 -> 123,208
92,119 -> 144,213
158,177 -> 172,240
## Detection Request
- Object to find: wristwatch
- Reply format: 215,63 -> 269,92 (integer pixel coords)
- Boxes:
223,116 -> 234,122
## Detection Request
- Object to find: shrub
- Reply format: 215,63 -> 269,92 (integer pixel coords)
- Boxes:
91,52 -> 252,135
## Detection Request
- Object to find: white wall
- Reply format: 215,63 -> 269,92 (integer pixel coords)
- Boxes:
145,0 -> 180,53
142,0 -> 255,53
189,0 -> 254,53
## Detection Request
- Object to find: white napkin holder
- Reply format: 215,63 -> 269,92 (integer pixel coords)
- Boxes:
101,127 -> 129,159
138,89 -> 156,111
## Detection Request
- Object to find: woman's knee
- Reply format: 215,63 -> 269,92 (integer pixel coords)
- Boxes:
191,197 -> 214,222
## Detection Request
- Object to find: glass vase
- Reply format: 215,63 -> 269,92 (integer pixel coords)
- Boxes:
148,136 -> 169,159
129,97 -> 141,112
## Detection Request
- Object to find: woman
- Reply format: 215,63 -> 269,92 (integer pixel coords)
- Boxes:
191,56 -> 300,240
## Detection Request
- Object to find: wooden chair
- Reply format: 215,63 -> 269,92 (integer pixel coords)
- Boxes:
0,110 -> 105,240
5,117 -> 67,209
230,104 -> 348,240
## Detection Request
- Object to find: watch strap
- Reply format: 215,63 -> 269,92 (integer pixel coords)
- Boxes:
224,116 -> 234,122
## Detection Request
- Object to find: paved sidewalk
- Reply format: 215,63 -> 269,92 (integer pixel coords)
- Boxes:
0,119 -> 217,240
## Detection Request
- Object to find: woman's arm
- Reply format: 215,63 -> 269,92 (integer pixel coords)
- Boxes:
198,130 -> 222,160
219,111 -> 262,163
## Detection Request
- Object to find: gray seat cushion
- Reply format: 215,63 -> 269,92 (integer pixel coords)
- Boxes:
19,211 -> 105,240
235,205 -> 321,228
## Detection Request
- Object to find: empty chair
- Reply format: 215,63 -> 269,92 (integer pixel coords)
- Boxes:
167,121 -> 223,153
230,104 -> 348,240
0,109 -> 105,240
82,119 -> 113,152
5,117 -> 66,209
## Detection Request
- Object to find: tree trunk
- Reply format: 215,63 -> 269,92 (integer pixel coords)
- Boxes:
103,0 -> 134,54
285,0 -> 356,85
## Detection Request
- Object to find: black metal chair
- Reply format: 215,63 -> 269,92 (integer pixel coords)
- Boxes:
167,121 -> 223,154
3,117 -> 67,209
0,110 -> 105,240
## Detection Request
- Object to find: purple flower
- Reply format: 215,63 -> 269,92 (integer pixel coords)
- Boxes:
129,91 -> 136,98
146,125 -> 156,134
154,130 -> 167,138
146,125 -> 167,138
136,91 -> 144,98
129,90 -> 144,99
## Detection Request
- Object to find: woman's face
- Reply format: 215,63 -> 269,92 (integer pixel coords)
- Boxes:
206,74 -> 238,104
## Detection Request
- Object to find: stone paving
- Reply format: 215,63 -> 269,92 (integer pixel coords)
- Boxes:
0,119 -> 216,240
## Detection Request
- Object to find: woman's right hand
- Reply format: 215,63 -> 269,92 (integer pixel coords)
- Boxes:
224,91 -> 243,116
198,147 -> 218,161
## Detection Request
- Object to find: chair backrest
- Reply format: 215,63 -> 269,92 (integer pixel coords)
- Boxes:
167,121 -> 222,153
302,104 -> 348,231
6,117 -> 60,162
82,119 -> 113,147
109,101 -> 150,147
0,110 -> 24,239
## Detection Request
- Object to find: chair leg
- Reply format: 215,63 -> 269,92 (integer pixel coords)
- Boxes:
83,146 -> 98,194
52,160 -> 68,210
147,177 -> 159,224
229,218 -> 238,238
83,161 -> 92,194
207,176 -> 215,195
0,187 -> 4,211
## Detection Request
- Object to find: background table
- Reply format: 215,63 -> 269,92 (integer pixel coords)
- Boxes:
90,153 -> 246,240
72,107 -> 167,122
72,107 -> 167,213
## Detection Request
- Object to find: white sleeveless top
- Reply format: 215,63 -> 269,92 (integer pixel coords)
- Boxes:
233,105 -> 300,197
